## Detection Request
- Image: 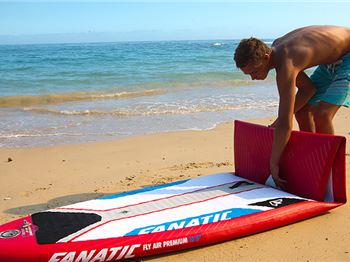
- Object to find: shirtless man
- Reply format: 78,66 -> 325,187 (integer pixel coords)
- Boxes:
234,25 -> 350,188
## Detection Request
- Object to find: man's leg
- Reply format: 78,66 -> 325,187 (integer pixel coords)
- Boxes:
313,101 -> 341,134
295,103 -> 315,132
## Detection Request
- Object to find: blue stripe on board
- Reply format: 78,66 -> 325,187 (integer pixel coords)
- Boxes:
125,207 -> 262,236
98,179 -> 190,200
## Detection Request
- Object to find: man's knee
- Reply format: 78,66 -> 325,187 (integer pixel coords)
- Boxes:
313,106 -> 338,134
313,108 -> 332,124
295,107 -> 312,123
313,102 -> 340,124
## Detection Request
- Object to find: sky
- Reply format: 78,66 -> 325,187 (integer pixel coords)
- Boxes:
0,1 -> 349,44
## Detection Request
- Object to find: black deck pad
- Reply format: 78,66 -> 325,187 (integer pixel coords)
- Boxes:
31,211 -> 101,244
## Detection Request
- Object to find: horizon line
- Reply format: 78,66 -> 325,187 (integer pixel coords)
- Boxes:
0,37 -> 275,46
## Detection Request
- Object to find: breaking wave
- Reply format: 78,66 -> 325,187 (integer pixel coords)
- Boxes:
0,78 -> 256,108
0,89 -> 165,108
24,100 -> 278,117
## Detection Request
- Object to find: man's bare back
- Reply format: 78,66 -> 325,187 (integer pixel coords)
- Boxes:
272,25 -> 350,70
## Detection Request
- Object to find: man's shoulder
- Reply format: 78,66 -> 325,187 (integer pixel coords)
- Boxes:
273,41 -> 312,71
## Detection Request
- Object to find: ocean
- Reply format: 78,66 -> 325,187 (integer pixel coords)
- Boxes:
0,40 -> 278,148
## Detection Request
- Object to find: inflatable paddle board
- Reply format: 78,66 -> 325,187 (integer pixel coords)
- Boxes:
0,121 -> 346,261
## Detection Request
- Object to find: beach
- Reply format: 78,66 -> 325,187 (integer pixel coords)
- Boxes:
1,2 -> 350,261
0,108 -> 349,261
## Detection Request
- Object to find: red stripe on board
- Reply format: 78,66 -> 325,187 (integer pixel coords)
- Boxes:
68,185 -> 265,242
55,180 -> 237,213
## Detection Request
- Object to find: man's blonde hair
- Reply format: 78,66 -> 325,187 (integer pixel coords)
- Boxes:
234,37 -> 270,68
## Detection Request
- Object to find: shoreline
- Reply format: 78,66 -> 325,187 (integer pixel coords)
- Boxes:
0,109 -> 349,261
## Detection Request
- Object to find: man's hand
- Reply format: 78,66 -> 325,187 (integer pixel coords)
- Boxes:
270,163 -> 287,189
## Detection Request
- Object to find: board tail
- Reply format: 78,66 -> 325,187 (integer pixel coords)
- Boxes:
234,120 -> 347,203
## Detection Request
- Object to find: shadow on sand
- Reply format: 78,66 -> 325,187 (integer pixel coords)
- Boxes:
4,183 -> 157,216
4,192 -> 113,215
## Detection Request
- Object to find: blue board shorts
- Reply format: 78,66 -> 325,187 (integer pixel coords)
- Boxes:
309,53 -> 350,107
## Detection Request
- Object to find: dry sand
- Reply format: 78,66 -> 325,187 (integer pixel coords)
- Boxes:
0,108 -> 349,261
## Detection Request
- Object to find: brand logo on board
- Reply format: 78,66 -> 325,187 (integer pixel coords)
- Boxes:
125,208 -> 261,236
0,230 -> 20,239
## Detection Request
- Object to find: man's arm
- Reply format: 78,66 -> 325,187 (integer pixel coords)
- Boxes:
270,64 -> 298,188
269,71 -> 315,128
294,71 -> 316,113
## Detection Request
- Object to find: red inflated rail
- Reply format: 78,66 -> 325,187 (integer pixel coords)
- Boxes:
234,120 -> 346,203
0,120 -> 346,261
